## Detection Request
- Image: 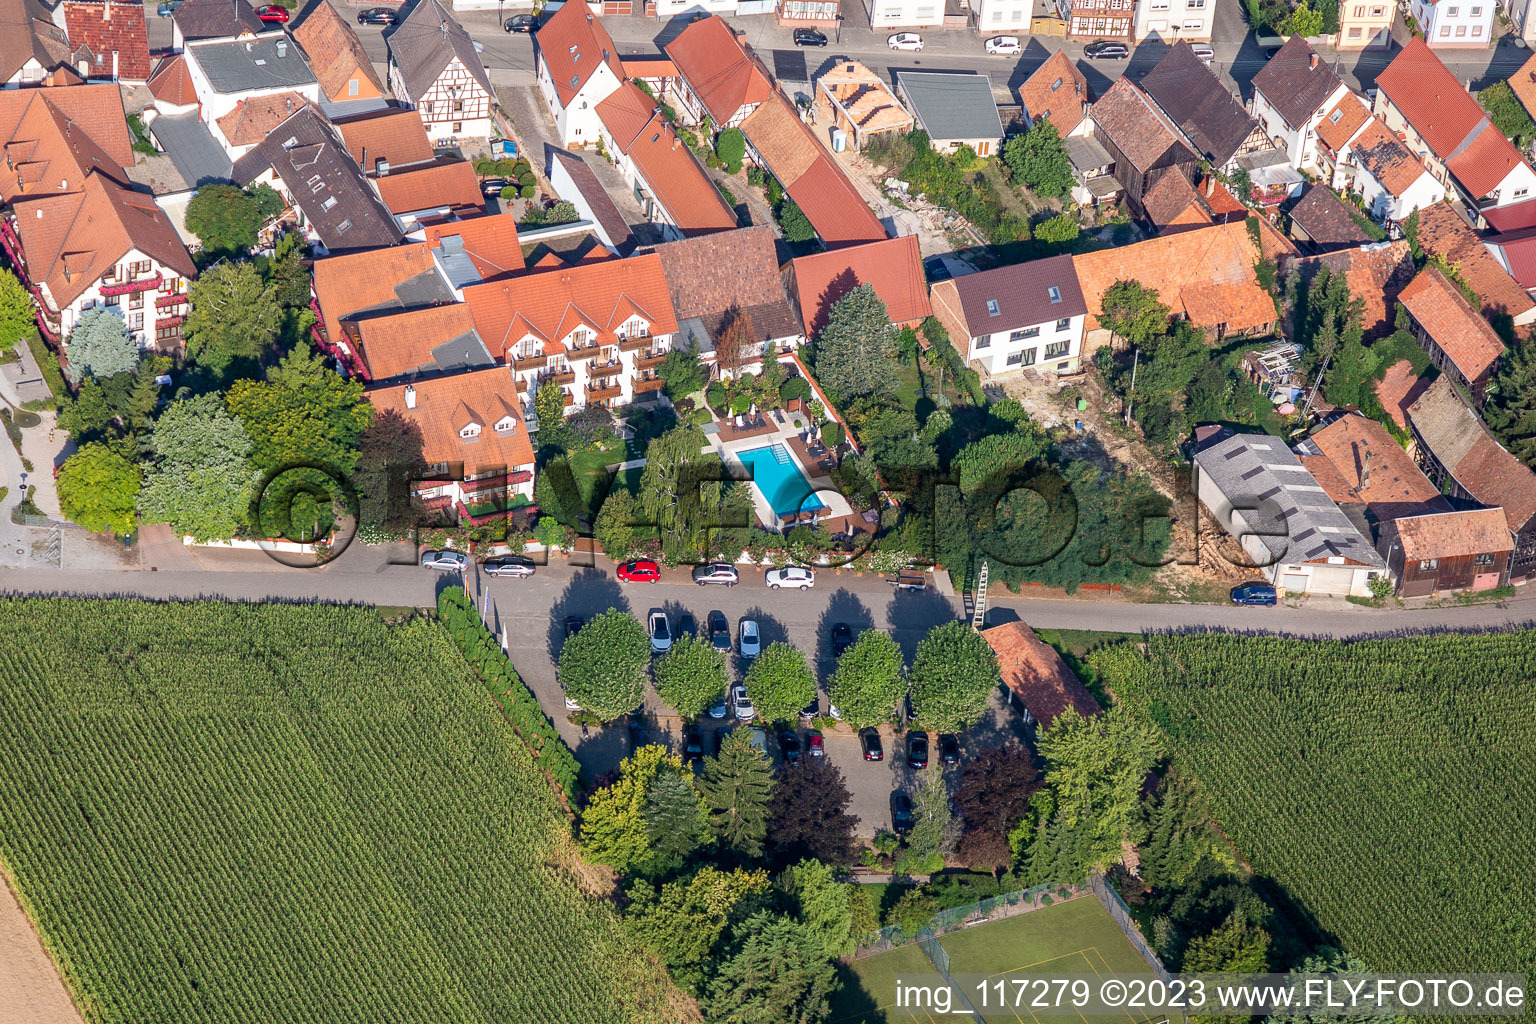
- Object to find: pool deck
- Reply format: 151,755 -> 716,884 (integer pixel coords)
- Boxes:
704,418 -> 854,530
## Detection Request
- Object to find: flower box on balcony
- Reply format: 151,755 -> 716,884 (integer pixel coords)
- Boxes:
155,292 -> 187,309
99,274 -> 162,297
157,314 -> 187,329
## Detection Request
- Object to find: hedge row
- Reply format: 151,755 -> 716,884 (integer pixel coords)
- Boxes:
437,588 -> 582,804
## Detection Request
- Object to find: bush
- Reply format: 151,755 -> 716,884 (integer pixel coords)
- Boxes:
779,377 -> 812,404
520,184 -> 536,200
517,171 -> 537,187
706,381 -> 728,411
500,185 -> 518,201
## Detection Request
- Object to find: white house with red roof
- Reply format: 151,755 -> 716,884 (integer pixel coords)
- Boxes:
1374,39 -> 1536,224
534,2 -> 623,147
1409,0 -> 1494,47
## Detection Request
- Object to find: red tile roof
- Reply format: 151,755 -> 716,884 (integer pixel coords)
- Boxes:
422,214 -> 524,281
1488,232 -> 1536,290
354,302 -> 483,380
334,107 -> 435,173
982,620 -> 1100,728
0,87 -> 129,205
1399,266 -> 1506,387
1377,37 -> 1528,201
1373,358 -> 1431,430
366,366 -> 535,474
312,241 -> 438,335
292,0 -> 384,103
1306,412 -> 1450,522
463,252 -> 678,357
788,234 -> 930,336
741,94 -> 886,248
1073,220 -> 1288,333
62,1 -> 150,82
1407,375 -> 1536,532
1349,118 -> 1432,197
215,91 -> 309,147
1282,239 -> 1415,338
1019,50 -> 1088,137
374,160 -> 485,216
146,52 -> 196,107
12,170 -> 194,308
535,0 -> 621,108
1316,92 -> 1371,154
664,15 -> 773,125
1394,507 -> 1514,561
1416,202 -> 1536,322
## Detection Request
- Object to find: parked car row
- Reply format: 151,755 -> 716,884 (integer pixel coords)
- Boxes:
419,550 -> 537,576
618,559 -> 818,590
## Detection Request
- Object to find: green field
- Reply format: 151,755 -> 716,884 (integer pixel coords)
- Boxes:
832,896 -> 1159,1024
0,599 -> 678,1024
1094,632 -> 1536,979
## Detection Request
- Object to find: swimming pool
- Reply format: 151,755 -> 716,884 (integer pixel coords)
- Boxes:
735,444 -> 825,518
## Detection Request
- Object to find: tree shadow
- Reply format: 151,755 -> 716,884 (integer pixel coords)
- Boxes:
828,962 -> 883,1024
546,567 -> 631,660
881,586 -> 960,662
736,604 -> 788,677
814,587 -> 875,681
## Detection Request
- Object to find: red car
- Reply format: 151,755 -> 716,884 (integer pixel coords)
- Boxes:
256,4 -> 289,21
616,559 -> 661,583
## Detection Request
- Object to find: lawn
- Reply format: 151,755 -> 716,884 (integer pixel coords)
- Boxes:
1094,632 -> 1536,982
0,598 -> 681,1024
832,896 -> 1157,1024
566,442 -> 642,519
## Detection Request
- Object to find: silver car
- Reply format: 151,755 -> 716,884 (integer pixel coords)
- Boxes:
649,610 -> 672,653
733,684 -> 756,721
739,619 -> 761,658
420,550 -> 468,572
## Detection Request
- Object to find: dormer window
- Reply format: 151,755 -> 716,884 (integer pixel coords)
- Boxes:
460,422 -> 481,438
495,416 -> 516,434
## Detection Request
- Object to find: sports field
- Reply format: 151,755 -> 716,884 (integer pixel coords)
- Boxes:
831,895 -> 1166,1024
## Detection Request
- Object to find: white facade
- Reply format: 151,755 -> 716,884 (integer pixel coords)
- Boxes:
976,0 -> 1033,33
507,315 -> 673,412
966,312 -> 1086,377
1251,81 -> 1350,173
390,56 -> 493,145
181,42 -> 323,129
536,48 -> 622,146
51,251 -> 192,353
1135,0 -> 1213,40
1354,160 -> 1446,222
1411,0 -> 1494,46
865,0 -> 946,29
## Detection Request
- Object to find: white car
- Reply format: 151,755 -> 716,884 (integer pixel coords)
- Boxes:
766,565 -> 816,590
708,691 -> 730,719
563,688 -> 582,712
419,550 -> 467,572
732,684 -> 756,721
649,611 -> 672,653
985,35 -> 1020,55
739,619 -> 761,659
887,32 -> 923,51
1190,43 -> 1214,63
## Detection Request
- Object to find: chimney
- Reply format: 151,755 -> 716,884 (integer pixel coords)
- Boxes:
277,40 -> 287,58
1205,175 -> 1215,197
1309,52 -> 1319,69
1360,448 -> 1372,493
405,384 -> 417,409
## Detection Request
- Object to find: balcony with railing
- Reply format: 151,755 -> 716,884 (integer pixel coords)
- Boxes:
618,333 -> 653,352
99,273 -> 162,297
540,367 -> 575,387
636,349 -> 668,370
633,372 -> 665,393
155,291 -> 188,310
512,353 -> 545,372
587,379 -> 623,402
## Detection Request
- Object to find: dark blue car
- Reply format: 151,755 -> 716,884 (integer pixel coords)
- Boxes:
1230,582 -> 1278,606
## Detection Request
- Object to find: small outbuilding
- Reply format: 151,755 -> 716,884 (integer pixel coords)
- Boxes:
895,70 -> 1003,157
981,620 -> 1100,730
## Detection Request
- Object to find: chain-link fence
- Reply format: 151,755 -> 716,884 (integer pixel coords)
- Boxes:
854,881 -> 1086,959
1089,873 -> 1171,981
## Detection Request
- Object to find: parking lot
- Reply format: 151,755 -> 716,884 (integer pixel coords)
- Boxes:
478,564 -> 1030,834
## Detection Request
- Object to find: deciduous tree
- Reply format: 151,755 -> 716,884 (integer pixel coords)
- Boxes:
353,410 -> 428,537
0,268 -> 36,354
64,308 -> 138,383
1100,280 -> 1172,348
743,641 -> 815,723
185,261 -> 281,376
827,629 -> 905,728
908,621 -> 1000,731
623,866 -> 772,993
954,744 -> 1040,870
580,745 -> 702,877
557,608 -> 650,721
765,759 -> 857,867
715,306 -> 757,377
715,127 -> 746,174
1002,118 -> 1074,199
653,633 -> 728,720
58,442 -> 140,535
812,283 -> 897,404
137,393 -> 255,542
184,184 -> 280,256
699,728 -> 775,857
225,346 -> 371,476
593,489 -> 640,561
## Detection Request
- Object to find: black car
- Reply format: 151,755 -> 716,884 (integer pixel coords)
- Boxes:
939,733 -> 960,766
1231,582 -> 1278,606
924,256 -> 951,281
708,611 -> 731,652
907,730 -> 929,769
860,727 -> 884,761
677,613 -> 697,638
1084,40 -> 1130,59
799,697 -> 819,720
793,27 -> 827,46
683,726 -> 704,765
830,622 -> 853,657
480,177 -> 511,197
891,791 -> 914,833
504,13 -> 536,31
356,6 -> 397,24
564,615 -> 583,640
779,730 -> 802,765
628,716 -> 650,753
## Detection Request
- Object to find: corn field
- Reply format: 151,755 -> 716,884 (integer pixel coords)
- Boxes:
0,598 -> 687,1024
1093,632 -> 1536,979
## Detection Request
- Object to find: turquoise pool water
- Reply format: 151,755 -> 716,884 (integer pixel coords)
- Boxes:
736,444 -> 825,518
